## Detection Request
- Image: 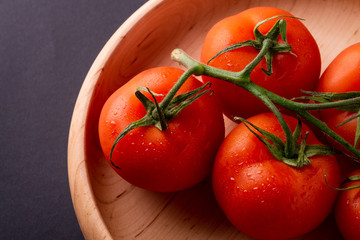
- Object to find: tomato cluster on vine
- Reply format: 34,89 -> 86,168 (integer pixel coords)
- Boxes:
98,6 -> 360,240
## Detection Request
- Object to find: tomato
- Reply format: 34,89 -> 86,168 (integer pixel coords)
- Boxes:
316,42 -> 360,151
335,169 -> 360,240
98,66 -> 225,192
212,113 -> 341,240
200,7 -> 321,120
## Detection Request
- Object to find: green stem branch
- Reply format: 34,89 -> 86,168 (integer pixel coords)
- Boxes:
159,67 -> 197,109
238,39 -> 273,78
243,82 -> 296,157
171,48 -> 360,160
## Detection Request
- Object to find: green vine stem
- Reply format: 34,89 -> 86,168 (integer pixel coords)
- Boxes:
325,171 -> 360,191
171,16 -> 360,163
108,15 -> 360,170
171,48 -> 360,161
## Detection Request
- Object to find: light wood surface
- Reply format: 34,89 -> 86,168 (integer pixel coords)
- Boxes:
68,0 -> 360,239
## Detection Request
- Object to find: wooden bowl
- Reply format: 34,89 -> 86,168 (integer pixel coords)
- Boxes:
68,0 -> 360,239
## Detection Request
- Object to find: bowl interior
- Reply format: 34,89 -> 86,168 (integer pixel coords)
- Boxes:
69,0 -> 360,239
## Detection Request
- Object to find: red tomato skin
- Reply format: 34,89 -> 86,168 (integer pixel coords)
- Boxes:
201,7 -> 321,120
212,113 -> 341,240
335,169 -> 360,240
317,42 -> 360,150
98,67 -> 225,192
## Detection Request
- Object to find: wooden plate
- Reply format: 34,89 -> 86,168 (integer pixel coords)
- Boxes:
68,0 -> 360,239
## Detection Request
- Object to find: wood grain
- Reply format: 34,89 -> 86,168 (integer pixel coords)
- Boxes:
68,0 -> 360,239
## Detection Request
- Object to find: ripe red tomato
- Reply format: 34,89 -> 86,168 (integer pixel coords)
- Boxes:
212,113 -> 341,240
201,7 -> 321,120
98,66 -> 225,192
316,42 -> 360,151
335,169 -> 360,240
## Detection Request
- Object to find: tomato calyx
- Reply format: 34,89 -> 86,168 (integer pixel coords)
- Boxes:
207,15 -> 298,77
108,68 -> 213,169
235,116 -> 335,167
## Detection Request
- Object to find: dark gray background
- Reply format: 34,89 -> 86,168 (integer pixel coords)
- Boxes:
0,0 -> 146,239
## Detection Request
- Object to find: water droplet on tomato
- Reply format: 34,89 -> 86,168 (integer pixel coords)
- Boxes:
226,59 -> 232,67
145,148 -> 149,151
230,177 -> 235,181
253,187 -> 259,190
110,120 -> 116,125
346,199 -> 350,205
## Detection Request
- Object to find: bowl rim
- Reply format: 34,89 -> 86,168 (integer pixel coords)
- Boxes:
67,0 -> 164,239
